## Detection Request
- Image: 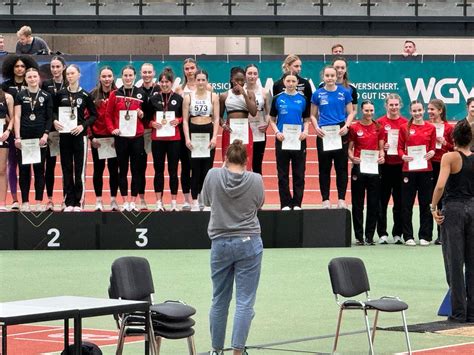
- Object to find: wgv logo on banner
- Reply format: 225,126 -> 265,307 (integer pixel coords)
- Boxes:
405,78 -> 474,104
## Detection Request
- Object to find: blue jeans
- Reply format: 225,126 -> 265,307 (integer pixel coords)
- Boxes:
209,235 -> 263,351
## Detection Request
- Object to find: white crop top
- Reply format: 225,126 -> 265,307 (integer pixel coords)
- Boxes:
225,89 -> 248,113
189,91 -> 213,117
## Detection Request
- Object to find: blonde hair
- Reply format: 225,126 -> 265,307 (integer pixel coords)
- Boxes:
17,26 -> 32,37
281,54 -> 300,73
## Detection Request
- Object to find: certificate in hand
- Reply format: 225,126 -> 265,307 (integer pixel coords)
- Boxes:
119,110 -> 137,137
322,125 -> 342,151
434,123 -> 444,149
360,150 -> 379,175
230,118 -> 249,144
0,118 -> 4,146
387,129 -> 399,155
408,145 -> 427,171
249,115 -> 265,142
191,133 -> 210,158
96,137 -> 117,160
155,112 -> 176,138
48,131 -> 60,157
21,138 -> 41,165
58,107 -> 78,133
143,128 -> 152,154
282,124 -> 301,151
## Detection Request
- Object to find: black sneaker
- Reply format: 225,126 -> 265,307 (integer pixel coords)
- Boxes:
434,239 -> 441,245
365,240 -> 375,246
355,239 -> 365,246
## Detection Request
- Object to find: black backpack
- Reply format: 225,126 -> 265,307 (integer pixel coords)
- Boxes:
61,342 -> 102,355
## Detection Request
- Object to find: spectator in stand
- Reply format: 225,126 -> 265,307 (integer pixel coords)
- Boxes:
15,26 -> 51,55
402,40 -> 418,57
331,44 -> 344,55
0,35 -> 9,56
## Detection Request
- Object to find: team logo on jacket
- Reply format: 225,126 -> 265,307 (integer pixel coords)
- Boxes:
409,129 -> 415,135
38,96 -> 44,103
171,100 -> 177,105
384,124 -> 391,131
77,98 -> 83,106
137,93 -> 143,99
357,130 -> 364,137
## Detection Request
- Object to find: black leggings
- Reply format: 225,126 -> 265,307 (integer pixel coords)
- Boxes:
152,139 -> 180,194
114,136 -> 145,197
189,122 -> 215,200
44,148 -> 57,198
317,124 -> 349,201
60,134 -> 87,207
18,147 -> 46,203
252,138 -> 266,175
91,140 -> 119,198
179,127 -> 191,194
401,171 -> 434,241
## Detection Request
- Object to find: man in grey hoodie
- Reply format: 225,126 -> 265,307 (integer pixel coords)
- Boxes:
201,139 -> 264,355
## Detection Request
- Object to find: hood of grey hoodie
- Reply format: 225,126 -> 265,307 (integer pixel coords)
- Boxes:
219,168 -> 254,199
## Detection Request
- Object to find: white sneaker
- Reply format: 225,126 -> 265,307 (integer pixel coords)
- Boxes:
293,206 -> 302,210
203,206 -> 211,211
321,200 -> 331,209
11,201 -> 20,210
21,202 -> 30,212
405,239 -> 416,246
281,206 -> 291,211
110,199 -> 119,211
170,201 -> 178,212
139,199 -> 148,210
378,236 -> 389,245
181,202 -> 191,211
64,206 -> 74,212
45,201 -> 54,211
155,201 -> 165,212
393,236 -> 403,245
73,206 -> 82,212
191,202 -> 200,212
420,239 -> 431,246
121,202 -> 130,212
33,203 -> 44,212
0,206 -> 7,212
95,201 -> 104,212
129,202 -> 138,212
337,200 -> 348,209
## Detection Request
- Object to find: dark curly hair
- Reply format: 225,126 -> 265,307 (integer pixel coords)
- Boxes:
1,54 -> 39,81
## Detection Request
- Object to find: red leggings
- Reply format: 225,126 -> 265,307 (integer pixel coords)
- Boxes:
221,121 -> 253,171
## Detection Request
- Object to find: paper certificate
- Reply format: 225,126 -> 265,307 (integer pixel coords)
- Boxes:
48,131 -> 60,157
435,123 -> 444,149
191,133 -> 210,158
96,137 -> 117,160
408,145 -> 427,171
281,124 -> 301,151
58,107 -> 78,133
249,115 -> 265,142
230,118 -> 249,145
155,112 -> 176,138
387,129 -> 399,155
0,118 -> 4,146
119,110 -> 137,137
322,125 -> 342,151
143,129 -> 152,154
21,138 -> 41,165
360,150 -> 379,175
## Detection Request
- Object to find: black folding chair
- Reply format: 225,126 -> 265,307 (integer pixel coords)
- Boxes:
110,256 -> 196,355
328,257 -> 412,355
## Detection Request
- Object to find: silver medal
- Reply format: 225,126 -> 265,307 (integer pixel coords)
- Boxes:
29,113 -> 36,121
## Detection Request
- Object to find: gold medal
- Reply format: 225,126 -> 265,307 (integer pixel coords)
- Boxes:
70,111 -> 76,120
125,112 -> 131,121
161,118 -> 167,125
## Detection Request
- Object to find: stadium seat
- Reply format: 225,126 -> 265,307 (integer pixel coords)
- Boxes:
328,257 -> 411,355
109,256 -> 197,354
